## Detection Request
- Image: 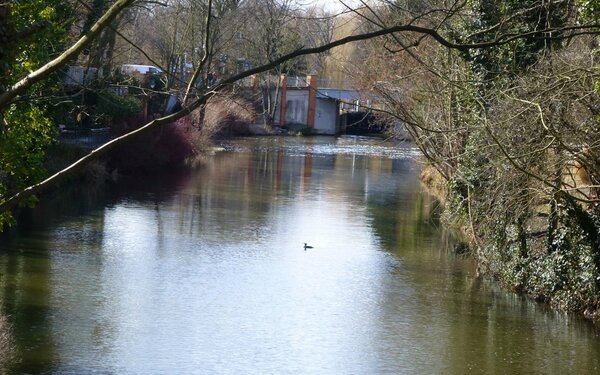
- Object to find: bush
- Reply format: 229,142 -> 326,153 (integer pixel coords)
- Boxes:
105,115 -> 195,172
192,95 -> 255,142
96,90 -> 142,126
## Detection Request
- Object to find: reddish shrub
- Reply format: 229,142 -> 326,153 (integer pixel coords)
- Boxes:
107,115 -> 196,172
106,94 -> 255,172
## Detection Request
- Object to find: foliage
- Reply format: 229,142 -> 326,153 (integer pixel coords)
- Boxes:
0,0 -> 73,86
459,10 -> 600,316
457,35 -> 600,316
106,115 -> 196,171
95,90 -> 142,125
464,0 -> 574,87
579,0 -> 600,20
0,0 -> 74,228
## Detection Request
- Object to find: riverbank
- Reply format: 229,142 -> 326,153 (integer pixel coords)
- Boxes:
420,164 -> 600,323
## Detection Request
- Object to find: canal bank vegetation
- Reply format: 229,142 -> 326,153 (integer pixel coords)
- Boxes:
346,1 -> 600,319
0,309 -> 14,368
1,0 -> 600,320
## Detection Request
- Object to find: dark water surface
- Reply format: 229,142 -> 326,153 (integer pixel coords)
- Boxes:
0,136 -> 599,374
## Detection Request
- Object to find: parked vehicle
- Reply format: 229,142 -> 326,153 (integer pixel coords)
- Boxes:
121,64 -> 163,75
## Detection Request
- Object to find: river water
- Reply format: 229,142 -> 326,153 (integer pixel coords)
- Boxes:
0,136 -> 599,374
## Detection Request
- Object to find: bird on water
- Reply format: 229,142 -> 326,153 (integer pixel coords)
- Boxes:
304,243 -> 314,250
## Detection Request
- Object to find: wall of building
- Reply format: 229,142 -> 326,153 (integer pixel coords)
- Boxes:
315,99 -> 338,135
283,90 -> 308,125
271,76 -> 340,135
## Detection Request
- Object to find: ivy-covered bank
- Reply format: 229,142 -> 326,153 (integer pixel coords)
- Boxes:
423,163 -> 600,320
356,1 -> 600,320
442,2 -> 600,320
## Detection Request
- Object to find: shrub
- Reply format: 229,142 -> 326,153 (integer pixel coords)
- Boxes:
96,91 -> 142,126
192,95 -> 256,142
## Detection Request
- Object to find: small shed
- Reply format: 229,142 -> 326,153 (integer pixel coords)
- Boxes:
273,75 -> 341,135
272,75 -> 367,135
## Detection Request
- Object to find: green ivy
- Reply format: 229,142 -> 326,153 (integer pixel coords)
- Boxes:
0,1 -> 74,228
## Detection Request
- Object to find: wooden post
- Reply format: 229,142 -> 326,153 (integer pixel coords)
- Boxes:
142,97 -> 149,120
306,74 -> 318,129
250,74 -> 259,91
250,74 -> 259,124
279,74 -> 287,127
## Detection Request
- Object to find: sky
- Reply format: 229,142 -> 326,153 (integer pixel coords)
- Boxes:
303,0 -> 364,13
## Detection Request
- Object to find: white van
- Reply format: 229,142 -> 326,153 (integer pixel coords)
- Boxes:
121,64 -> 163,75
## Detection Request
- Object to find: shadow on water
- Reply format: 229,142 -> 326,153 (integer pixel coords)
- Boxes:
3,167 -> 194,238
0,168 -> 193,374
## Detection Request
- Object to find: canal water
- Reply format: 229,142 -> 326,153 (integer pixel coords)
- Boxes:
0,136 -> 599,374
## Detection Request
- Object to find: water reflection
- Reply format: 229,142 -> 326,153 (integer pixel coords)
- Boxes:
0,136 -> 598,374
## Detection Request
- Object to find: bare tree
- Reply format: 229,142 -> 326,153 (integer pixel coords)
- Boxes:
296,5 -> 336,75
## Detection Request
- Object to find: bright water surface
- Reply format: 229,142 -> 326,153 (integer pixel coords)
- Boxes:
0,136 -> 599,374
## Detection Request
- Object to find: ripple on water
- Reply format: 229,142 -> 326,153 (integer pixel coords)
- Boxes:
220,136 -> 420,160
